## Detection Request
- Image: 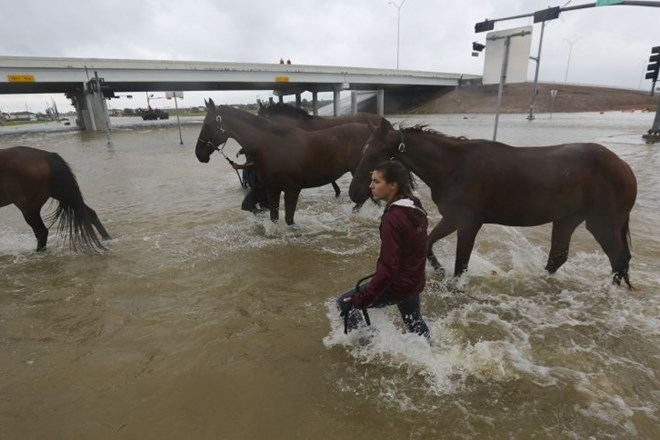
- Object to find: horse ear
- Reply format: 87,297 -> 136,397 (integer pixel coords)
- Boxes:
378,118 -> 392,138
207,98 -> 215,109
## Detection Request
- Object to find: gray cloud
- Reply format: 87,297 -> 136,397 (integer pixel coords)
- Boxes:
1,0 -> 659,112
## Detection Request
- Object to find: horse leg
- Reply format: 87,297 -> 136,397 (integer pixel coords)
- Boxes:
454,221 -> 482,277
266,188 -> 281,222
86,205 -> 111,240
22,209 -> 48,251
331,181 -> 341,198
284,188 -> 301,226
545,214 -> 584,273
427,217 -> 457,276
586,216 -> 633,289
351,202 -> 364,213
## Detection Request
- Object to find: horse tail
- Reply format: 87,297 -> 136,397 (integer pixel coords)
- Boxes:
45,152 -> 106,253
617,217 -> 633,290
622,217 -> 632,252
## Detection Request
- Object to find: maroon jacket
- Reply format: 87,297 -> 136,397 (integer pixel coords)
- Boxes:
352,196 -> 428,309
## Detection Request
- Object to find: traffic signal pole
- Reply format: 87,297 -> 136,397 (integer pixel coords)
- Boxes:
643,45 -> 660,142
475,1 -> 660,127
526,20 -> 546,121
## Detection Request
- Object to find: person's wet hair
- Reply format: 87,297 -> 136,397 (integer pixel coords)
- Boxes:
373,160 -> 415,197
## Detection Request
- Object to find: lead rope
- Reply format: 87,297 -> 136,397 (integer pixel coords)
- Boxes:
204,137 -> 244,188
344,273 -> 374,334
210,114 -> 245,187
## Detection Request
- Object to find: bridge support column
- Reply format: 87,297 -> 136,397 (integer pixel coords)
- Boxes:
376,89 -> 385,116
295,93 -> 302,108
312,91 -> 318,116
69,82 -> 110,132
70,90 -> 94,131
333,89 -> 341,116
351,92 -> 358,114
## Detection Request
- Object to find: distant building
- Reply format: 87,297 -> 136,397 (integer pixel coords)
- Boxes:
6,111 -> 35,121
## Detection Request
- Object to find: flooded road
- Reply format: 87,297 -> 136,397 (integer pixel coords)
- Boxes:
1,111 -> 658,439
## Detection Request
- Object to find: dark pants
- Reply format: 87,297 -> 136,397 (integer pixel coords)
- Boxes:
241,179 -> 269,213
336,284 -> 430,338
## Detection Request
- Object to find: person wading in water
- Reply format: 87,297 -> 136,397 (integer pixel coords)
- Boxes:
338,160 -> 430,338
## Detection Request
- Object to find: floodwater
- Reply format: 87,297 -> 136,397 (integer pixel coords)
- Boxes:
1,111 -> 658,439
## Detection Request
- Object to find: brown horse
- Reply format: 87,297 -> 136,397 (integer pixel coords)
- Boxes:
0,146 -> 111,252
257,101 -> 383,129
195,99 -> 372,225
257,102 -> 383,197
349,119 -> 637,288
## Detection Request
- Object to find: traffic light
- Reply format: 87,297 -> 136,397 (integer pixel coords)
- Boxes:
474,20 -> 494,33
645,46 -> 660,82
472,42 -> 485,57
101,85 -> 116,99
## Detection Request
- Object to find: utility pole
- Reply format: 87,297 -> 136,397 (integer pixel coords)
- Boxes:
389,0 -> 406,69
563,37 -> 583,83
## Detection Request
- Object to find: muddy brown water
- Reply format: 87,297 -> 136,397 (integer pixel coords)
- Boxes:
1,112 -> 658,439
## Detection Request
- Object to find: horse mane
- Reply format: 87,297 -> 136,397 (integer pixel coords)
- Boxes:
219,105 -> 293,136
399,124 -> 470,142
261,102 -> 313,120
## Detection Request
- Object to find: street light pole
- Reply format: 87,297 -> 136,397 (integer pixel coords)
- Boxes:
563,37 -> 582,83
389,0 -> 406,69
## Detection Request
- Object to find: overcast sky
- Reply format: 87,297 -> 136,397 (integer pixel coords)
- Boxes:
1,0 -> 659,112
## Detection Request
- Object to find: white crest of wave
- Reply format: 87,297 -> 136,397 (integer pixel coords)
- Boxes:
322,298 -> 556,397
0,227 -> 36,255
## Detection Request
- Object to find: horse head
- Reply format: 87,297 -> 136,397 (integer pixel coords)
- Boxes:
348,118 -> 399,204
195,98 -> 230,163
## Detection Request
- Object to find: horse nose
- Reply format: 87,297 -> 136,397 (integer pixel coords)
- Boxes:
195,143 -> 211,163
349,181 -> 369,205
195,151 -> 210,163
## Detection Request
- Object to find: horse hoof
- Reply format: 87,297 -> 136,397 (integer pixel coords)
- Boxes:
428,256 -> 445,279
612,272 -> 633,290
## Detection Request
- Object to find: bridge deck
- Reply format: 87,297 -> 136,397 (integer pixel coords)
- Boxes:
0,56 -> 479,95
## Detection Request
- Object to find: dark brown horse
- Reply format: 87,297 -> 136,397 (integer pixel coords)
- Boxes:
349,119 -> 637,288
257,102 -> 383,197
195,99 -> 372,225
257,101 -> 383,129
0,146 -> 111,252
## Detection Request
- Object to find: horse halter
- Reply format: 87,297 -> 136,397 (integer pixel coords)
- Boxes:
397,130 -> 407,153
386,130 -> 406,162
198,114 -> 228,152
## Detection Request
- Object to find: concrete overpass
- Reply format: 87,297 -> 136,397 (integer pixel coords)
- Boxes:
0,56 -> 480,131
